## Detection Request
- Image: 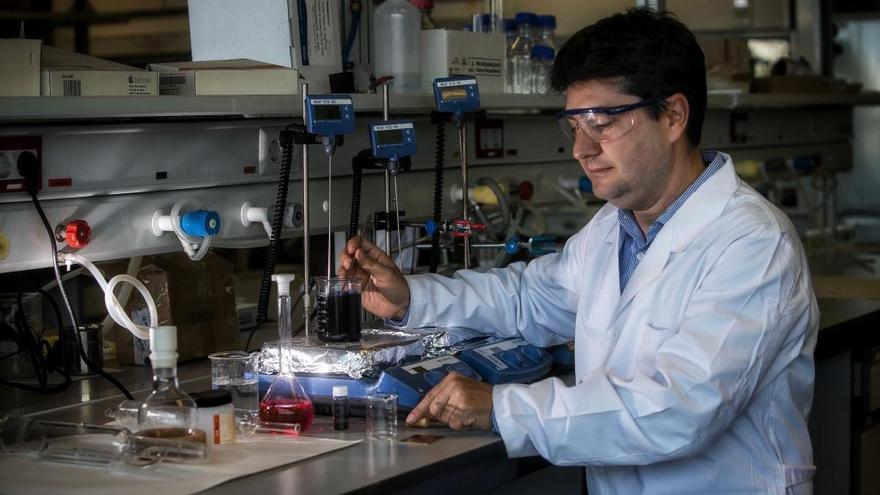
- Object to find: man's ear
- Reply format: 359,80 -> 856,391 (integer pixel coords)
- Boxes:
663,93 -> 690,144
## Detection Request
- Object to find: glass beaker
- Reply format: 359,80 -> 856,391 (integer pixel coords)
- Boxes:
316,276 -> 363,342
366,393 -> 398,440
208,351 -> 260,436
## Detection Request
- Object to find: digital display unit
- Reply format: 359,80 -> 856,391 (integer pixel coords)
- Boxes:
370,121 -> 416,160
375,128 -> 405,146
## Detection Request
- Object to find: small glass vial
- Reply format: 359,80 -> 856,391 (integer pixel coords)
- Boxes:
191,389 -> 235,445
332,385 -> 350,431
138,326 -> 197,433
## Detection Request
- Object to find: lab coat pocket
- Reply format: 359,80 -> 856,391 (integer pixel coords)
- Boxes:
637,321 -> 678,377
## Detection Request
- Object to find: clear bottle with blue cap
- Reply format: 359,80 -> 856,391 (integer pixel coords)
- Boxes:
510,12 -> 538,94
530,45 -> 555,95
536,15 -> 557,52
503,18 -> 517,93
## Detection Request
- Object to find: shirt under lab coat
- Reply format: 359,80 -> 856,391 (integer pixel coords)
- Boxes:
402,153 -> 820,494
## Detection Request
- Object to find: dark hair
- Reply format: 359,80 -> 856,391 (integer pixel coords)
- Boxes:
550,8 -> 707,147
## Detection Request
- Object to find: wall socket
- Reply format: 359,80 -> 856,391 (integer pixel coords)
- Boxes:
0,136 -> 42,193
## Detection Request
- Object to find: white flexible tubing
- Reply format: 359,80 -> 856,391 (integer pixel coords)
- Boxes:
100,256 -> 141,339
170,200 -> 214,261
62,254 -> 157,340
555,184 -> 592,215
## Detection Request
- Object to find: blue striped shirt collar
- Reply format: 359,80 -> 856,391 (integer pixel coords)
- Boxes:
618,151 -> 725,245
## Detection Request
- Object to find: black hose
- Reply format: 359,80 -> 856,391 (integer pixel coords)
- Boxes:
28,192 -> 131,399
349,156 -> 364,239
256,127 -> 295,327
430,120 -> 445,273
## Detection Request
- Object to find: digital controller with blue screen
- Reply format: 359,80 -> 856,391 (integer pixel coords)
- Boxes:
433,76 -> 480,115
305,95 -> 355,136
369,121 -> 417,160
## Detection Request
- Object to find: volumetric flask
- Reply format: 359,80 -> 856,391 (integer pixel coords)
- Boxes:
366,393 -> 398,440
316,276 -> 363,342
209,351 -> 259,436
259,274 -> 315,432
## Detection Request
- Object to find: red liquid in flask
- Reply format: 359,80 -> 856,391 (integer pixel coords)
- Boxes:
259,398 -> 315,431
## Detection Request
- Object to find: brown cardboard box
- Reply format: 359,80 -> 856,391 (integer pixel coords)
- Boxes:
114,252 -> 239,365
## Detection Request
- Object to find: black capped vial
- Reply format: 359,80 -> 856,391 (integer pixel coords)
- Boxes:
332,385 -> 350,430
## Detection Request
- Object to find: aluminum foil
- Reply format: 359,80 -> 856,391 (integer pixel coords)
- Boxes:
257,325 -> 491,379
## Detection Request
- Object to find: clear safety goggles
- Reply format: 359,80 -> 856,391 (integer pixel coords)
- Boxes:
555,95 -> 669,144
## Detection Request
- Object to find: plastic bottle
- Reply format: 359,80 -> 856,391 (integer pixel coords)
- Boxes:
510,12 -> 537,94
332,385 -> 350,430
503,18 -> 517,94
536,15 -> 557,52
137,326 -> 198,433
530,46 -> 555,95
373,0 -> 422,93
192,389 -> 235,445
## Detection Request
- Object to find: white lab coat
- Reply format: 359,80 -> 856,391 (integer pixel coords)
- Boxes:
403,154 -> 819,494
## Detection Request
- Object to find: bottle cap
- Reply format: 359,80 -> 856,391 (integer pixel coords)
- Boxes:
271,273 -> 296,297
537,15 -> 557,29
531,46 -> 555,60
191,389 -> 233,408
332,385 -> 349,397
149,326 -> 178,369
515,12 -> 538,25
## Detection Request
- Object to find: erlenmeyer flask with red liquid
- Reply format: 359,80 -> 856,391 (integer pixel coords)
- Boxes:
259,274 -> 314,432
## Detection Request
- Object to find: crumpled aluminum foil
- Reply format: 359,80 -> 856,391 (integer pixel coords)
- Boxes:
257,325 -> 491,379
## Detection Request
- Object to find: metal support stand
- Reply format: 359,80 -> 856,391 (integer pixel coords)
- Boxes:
301,82 -> 312,337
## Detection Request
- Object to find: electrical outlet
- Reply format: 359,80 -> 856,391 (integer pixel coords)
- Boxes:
258,126 -> 303,180
0,136 -> 42,193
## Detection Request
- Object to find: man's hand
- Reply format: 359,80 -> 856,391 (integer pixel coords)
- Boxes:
337,236 -> 411,321
406,373 -> 494,431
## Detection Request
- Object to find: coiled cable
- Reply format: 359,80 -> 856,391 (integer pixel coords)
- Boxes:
256,125 -> 296,326
430,119 -> 445,273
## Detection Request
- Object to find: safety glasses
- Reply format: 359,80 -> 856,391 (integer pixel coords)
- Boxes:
555,95 -> 669,144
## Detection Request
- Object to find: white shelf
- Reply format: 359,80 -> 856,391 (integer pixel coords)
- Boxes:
1,91 -> 879,123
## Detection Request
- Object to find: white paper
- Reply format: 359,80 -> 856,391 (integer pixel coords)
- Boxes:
0,435 -> 361,495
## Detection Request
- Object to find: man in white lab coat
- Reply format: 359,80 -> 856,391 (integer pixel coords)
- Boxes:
337,7 -> 819,494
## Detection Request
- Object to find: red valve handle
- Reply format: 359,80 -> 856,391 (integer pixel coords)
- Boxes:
65,220 -> 91,249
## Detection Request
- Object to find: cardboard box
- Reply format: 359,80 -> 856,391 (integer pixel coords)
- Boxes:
114,252 -> 240,365
188,0 -> 341,93
149,59 -> 298,95
40,45 -> 158,96
0,39 -> 41,96
420,30 -> 505,94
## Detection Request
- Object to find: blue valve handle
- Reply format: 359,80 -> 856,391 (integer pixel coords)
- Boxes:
425,219 -> 439,236
181,210 -> 221,237
504,236 -> 521,255
578,176 -> 593,193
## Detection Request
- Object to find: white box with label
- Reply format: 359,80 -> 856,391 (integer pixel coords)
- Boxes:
420,30 -> 505,94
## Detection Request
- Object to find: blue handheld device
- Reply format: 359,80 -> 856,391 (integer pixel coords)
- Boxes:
433,76 -> 480,116
305,95 -> 355,137
456,338 -> 553,385
369,121 -> 417,161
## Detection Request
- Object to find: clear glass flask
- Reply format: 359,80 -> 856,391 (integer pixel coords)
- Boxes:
137,326 -> 198,433
259,274 -> 314,432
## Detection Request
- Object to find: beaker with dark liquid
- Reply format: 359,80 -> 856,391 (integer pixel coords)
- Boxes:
316,276 -> 363,342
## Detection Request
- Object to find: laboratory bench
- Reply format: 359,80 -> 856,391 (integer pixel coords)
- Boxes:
2,296 -> 880,494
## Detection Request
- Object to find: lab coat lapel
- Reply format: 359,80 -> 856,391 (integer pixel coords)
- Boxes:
613,155 -> 738,317
577,209 -> 620,376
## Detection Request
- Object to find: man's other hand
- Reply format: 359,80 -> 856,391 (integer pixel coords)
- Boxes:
406,373 -> 494,431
